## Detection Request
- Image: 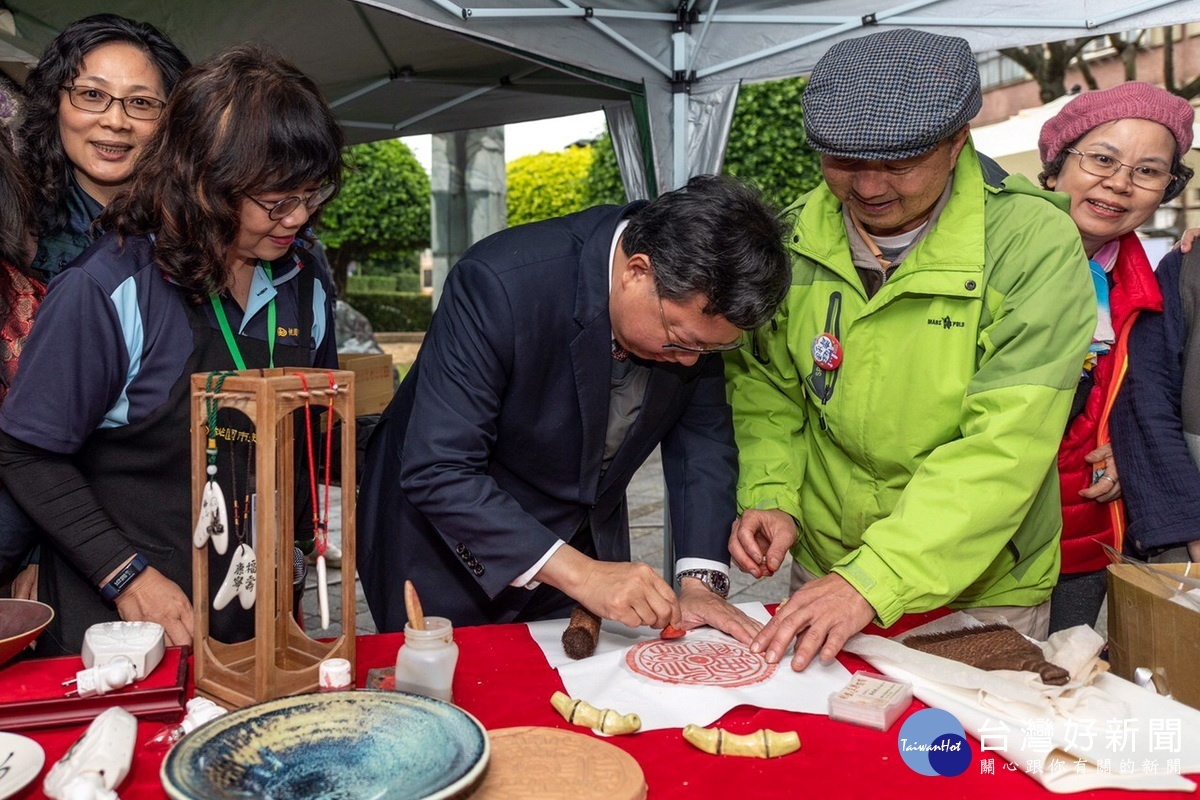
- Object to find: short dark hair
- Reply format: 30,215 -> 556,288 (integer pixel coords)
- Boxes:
18,14 -> 191,238
621,175 -> 790,330
1039,140 -> 1195,204
103,44 -> 344,303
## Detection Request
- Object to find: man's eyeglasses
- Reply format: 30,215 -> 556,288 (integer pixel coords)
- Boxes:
1065,148 -> 1175,192
246,183 -> 338,220
61,85 -> 165,121
657,295 -> 742,354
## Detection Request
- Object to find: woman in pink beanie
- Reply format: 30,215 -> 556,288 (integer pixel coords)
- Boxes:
1036,81 -> 1194,633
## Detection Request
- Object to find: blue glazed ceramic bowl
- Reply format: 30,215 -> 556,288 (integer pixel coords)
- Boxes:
161,691 -> 489,800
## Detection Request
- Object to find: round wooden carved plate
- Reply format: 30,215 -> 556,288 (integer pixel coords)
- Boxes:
473,726 -> 646,800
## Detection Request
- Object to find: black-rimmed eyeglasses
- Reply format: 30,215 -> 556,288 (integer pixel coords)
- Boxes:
1065,148 -> 1174,192
61,85 -> 165,121
245,183 -> 338,220
657,295 -> 742,354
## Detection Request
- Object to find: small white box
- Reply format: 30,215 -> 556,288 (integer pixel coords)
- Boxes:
828,670 -> 912,731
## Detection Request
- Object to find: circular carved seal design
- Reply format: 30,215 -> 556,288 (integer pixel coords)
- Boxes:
624,639 -> 777,688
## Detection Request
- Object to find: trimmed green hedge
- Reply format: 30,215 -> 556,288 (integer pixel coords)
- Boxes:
348,275 -> 397,293
348,273 -> 423,294
345,291 -> 432,332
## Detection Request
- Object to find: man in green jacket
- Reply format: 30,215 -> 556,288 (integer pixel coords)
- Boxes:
726,28 -> 1094,671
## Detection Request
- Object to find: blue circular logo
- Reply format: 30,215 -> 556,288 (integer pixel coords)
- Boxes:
897,708 -> 972,777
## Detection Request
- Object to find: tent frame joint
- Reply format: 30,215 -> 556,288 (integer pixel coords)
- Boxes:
862,12 -> 878,25
671,69 -> 696,94
674,2 -> 697,34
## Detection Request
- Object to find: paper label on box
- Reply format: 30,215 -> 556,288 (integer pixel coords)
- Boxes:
835,673 -> 908,707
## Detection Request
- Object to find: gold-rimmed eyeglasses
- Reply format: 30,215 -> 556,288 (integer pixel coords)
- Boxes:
61,85 -> 165,121
1065,148 -> 1175,192
657,294 -> 742,354
245,183 -> 338,220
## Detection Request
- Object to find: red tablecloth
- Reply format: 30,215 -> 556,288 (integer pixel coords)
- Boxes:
9,614 -> 1200,799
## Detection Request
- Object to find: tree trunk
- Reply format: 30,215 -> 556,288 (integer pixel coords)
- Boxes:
1076,58 -> 1098,92
328,247 -> 355,299
1000,39 -> 1097,103
1164,26 -> 1177,93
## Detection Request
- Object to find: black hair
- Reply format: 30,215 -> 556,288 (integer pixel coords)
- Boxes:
621,174 -> 791,330
18,13 -> 191,237
0,136 -> 35,270
103,44 -> 343,303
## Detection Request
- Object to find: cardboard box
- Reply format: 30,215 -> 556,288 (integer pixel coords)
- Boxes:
338,353 -> 396,416
1107,562 -> 1200,710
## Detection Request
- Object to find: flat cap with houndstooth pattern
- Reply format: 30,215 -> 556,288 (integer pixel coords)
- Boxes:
803,28 -> 982,161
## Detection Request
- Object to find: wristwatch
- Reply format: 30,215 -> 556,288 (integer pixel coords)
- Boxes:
100,553 -> 149,602
675,568 -> 730,598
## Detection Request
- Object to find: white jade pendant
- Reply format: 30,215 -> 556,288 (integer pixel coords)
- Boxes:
193,481 -> 229,555
316,554 -> 330,631
212,543 -> 257,611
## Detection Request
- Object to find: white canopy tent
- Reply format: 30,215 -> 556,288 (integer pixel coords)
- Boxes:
364,0 -> 1200,196
5,1 -> 1200,196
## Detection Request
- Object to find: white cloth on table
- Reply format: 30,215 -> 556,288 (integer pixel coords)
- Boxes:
844,613 -> 1200,793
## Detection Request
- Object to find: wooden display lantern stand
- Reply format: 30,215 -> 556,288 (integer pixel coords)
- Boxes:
190,368 -> 356,708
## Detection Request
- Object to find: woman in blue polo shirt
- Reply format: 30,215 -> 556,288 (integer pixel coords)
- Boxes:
0,45 -> 342,655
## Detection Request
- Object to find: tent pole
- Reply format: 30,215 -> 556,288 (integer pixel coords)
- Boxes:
672,29 -> 689,190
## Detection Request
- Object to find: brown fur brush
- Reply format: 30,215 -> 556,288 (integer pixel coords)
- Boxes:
904,623 -> 1070,685
561,605 -> 602,659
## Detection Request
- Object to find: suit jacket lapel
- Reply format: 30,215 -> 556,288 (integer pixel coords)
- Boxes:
571,203 -> 642,504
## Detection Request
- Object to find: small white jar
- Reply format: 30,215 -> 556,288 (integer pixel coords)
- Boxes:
394,616 -> 458,703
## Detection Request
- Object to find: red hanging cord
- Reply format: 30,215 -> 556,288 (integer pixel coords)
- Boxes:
294,372 -> 323,557
294,371 -> 338,558
321,372 -> 336,556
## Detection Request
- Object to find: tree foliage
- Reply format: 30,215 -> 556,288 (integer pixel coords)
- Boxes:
723,76 -> 822,208
579,77 -> 821,211
317,139 -> 430,292
506,145 -> 596,226
582,130 -> 627,206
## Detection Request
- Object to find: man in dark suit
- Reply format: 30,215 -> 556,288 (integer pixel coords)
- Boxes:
358,175 -> 790,640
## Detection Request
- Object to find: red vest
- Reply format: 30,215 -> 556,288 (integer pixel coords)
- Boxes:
1058,232 -> 1162,574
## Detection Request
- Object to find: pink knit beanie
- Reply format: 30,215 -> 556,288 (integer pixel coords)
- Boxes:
1038,82 -> 1194,165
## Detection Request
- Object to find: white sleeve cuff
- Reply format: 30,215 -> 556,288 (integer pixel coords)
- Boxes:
510,540 -> 567,589
673,557 -> 730,579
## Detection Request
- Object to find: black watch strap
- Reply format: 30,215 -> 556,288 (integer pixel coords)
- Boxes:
100,553 -> 149,601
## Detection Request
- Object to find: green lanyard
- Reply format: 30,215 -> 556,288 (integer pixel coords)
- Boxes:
211,262 -> 275,370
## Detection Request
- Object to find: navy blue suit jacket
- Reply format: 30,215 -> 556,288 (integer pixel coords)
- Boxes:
357,204 -> 739,630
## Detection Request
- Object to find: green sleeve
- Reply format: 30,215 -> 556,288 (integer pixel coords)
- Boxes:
724,300 -> 807,524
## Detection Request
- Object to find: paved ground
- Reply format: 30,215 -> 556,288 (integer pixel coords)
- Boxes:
303,447 -> 792,638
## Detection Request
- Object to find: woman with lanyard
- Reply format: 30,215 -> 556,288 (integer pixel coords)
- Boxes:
1034,82 -> 1194,633
0,44 -> 341,655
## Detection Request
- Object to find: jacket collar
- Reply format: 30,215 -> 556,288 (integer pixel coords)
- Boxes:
1110,231 -> 1164,319
792,139 -> 991,287
575,201 -> 647,327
